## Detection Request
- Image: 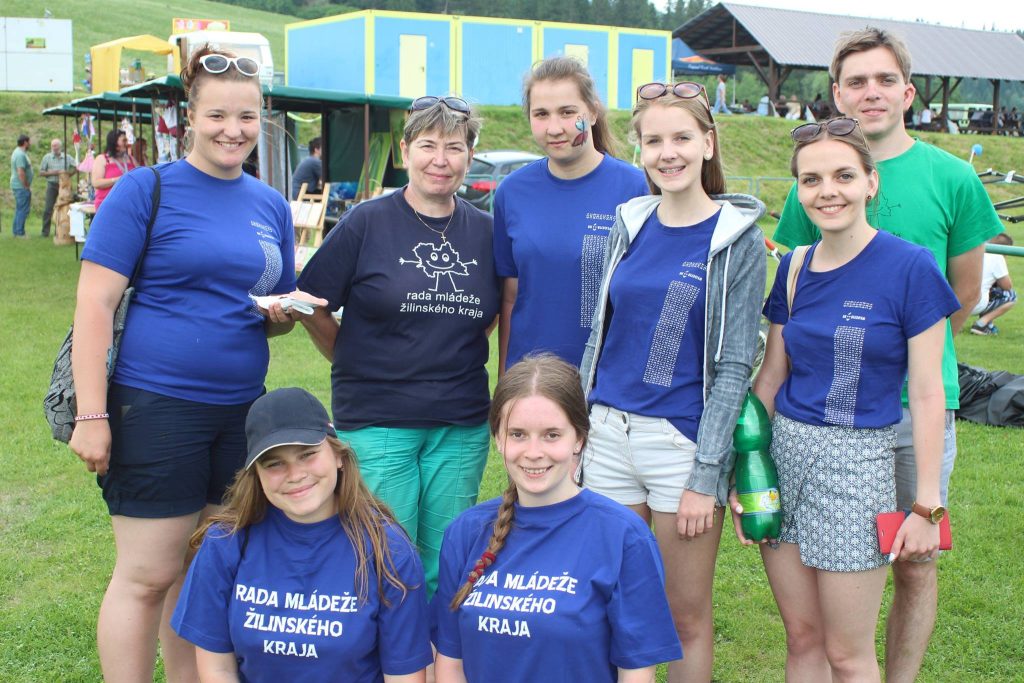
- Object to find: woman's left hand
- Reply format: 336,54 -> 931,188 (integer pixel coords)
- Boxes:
676,490 -> 717,539
890,513 -> 940,562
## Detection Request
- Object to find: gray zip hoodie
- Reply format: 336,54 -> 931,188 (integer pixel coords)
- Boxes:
580,193 -> 767,506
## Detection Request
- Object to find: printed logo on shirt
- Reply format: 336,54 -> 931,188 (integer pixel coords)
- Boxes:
399,240 -> 485,319
235,582 -> 360,659
247,230 -> 284,318
461,569 -> 581,640
823,300 -> 872,426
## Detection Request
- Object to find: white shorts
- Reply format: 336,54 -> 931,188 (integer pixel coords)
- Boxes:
583,403 -> 697,514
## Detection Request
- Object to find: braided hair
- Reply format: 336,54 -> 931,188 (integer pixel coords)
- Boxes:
449,355 -> 589,609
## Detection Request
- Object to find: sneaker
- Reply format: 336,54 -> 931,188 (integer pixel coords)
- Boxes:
988,323 -> 999,335
970,322 -> 993,336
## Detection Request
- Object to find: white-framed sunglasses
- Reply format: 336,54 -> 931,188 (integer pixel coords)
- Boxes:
199,54 -> 260,78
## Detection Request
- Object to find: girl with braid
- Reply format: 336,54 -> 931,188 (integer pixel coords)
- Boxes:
431,355 -> 681,683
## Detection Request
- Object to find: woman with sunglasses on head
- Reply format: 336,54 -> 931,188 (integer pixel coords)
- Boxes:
295,96 -> 499,600
432,355 -> 682,683
494,56 -> 648,373
69,46 -> 302,682
172,388 -> 432,683
91,128 -> 136,212
579,81 -> 767,683
734,118 -> 956,681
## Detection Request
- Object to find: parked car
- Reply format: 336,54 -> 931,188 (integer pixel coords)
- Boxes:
458,150 -> 541,210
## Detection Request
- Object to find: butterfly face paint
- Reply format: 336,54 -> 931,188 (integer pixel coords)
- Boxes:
572,116 -> 589,147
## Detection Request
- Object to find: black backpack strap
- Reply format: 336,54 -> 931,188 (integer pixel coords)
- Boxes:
127,166 -> 161,289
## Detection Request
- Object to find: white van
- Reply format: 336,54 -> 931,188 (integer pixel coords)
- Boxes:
168,31 -> 273,88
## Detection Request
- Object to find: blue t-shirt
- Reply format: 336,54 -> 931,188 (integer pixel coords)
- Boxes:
81,161 -> 296,404
493,155 -> 648,368
431,489 -> 682,682
297,189 -> 499,430
764,231 -> 960,428
589,210 -> 719,441
172,507 -> 433,682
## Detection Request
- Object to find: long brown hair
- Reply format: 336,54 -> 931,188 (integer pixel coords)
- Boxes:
523,56 -> 622,158
631,93 -> 726,196
191,436 -> 414,606
449,355 -> 589,609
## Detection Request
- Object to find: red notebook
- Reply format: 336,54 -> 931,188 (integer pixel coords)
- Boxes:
876,511 -> 952,554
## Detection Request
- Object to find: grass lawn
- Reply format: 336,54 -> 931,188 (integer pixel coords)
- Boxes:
1,119 -> 1023,680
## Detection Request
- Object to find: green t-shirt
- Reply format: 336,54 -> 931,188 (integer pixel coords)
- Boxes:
10,147 -> 33,190
773,139 -> 1004,409
40,152 -> 73,184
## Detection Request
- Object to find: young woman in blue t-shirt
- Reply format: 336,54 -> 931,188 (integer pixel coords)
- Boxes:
494,56 -> 648,371
173,388 -> 432,682
432,356 -> 681,683
735,118 -> 959,680
69,46 -> 303,681
579,82 -> 767,682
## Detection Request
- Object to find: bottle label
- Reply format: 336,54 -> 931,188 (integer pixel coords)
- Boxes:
738,488 -> 781,514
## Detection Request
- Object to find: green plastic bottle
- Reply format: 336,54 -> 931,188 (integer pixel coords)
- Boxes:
733,391 -> 781,542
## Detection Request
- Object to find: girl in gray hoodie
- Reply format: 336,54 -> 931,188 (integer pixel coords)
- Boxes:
579,82 -> 766,682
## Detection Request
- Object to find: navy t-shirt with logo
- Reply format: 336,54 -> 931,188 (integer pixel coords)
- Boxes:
764,231 -> 959,428
298,189 -> 500,429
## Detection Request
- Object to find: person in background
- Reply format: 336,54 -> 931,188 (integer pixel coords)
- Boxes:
69,45 -> 300,683
39,138 -> 77,238
132,137 -> 150,167
495,56 -> 648,372
969,233 -> 1017,336
711,74 -> 731,115
292,136 -> 323,199
173,388 -> 431,683
91,129 -> 136,213
772,28 -> 1004,682
10,134 -> 33,238
432,355 -> 682,683
294,96 -> 499,599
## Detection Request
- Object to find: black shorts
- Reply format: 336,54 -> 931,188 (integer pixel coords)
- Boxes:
101,383 -> 257,518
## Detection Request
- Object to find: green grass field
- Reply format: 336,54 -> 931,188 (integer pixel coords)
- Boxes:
2,113 -> 1023,681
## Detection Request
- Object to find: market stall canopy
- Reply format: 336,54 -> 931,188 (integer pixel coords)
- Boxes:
42,91 -> 155,122
90,35 -> 175,94
672,38 -> 735,76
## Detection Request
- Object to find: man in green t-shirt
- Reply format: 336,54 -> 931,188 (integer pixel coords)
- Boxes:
39,138 -> 77,238
773,28 -> 1002,683
9,134 -> 33,238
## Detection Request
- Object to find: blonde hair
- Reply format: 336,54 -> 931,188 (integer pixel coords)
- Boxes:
631,94 -> 726,196
449,355 -> 588,609
523,56 -> 622,158
831,27 -> 912,83
191,436 -> 414,606
403,101 -> 482,150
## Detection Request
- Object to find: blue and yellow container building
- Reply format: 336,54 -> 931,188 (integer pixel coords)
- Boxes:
285,10 -> 671,110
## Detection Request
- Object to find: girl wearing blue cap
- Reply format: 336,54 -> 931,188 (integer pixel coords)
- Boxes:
172,388 -> 432,682
432,356 -> 681,682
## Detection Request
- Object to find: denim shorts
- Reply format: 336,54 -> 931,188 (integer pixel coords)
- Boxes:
893,407 -> 957,509
583,403 -> 697,514
101,383 -> 256,518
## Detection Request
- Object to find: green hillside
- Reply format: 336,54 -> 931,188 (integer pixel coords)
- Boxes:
3,0 -> 299,89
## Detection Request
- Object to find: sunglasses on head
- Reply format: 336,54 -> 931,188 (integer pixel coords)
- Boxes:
199,54 -> 261,78
410,96 -> 471,114
636,82 -> 711,111
791,117 -> 859,142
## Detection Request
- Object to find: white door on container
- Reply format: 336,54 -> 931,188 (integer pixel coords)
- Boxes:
399,34 -> 427,99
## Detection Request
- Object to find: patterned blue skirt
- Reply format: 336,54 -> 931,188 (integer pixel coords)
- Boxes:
770,413 -> 896,572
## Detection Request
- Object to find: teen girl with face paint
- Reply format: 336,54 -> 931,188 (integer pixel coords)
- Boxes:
493,56 -> 648,373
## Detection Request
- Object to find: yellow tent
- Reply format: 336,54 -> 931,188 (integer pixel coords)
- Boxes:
90,35 -> 175,94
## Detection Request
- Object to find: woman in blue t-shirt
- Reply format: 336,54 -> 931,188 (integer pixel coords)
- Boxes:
578,82 -> 767,681
294,98 -> 500,599
69,46 -> 304,681
736,118 -> 958,680
173,387 -> 432,682
432,355 -> 681,683
494,56 -> 648,372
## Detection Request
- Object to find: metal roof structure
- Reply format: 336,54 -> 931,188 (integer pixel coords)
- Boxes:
676,2 -> 1024,108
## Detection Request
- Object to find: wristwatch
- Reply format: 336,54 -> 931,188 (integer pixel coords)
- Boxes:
911,502 -> 947,524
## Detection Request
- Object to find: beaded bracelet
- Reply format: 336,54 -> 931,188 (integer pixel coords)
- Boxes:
75,413 -> 110,422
